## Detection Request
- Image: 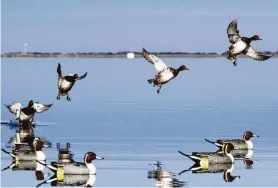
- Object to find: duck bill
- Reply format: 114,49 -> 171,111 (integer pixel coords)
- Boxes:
96,156 -> 104,160
253,135 -> 259,137
234,147 -> 240,150
43,145 -> 49,148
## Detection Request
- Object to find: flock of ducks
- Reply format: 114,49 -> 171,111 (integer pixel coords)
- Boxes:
1,18 -> 269,187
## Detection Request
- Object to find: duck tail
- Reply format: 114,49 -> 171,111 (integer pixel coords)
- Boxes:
204,139 -> 223,148
147,79 -> 154,84
1,148 -> 17,159
222,51 -> 229,57
178,151 -> 201,163
36,160 -> 57,172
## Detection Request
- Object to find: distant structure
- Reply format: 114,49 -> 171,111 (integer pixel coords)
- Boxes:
126,52 -> 135,59
24,43 -> 28,54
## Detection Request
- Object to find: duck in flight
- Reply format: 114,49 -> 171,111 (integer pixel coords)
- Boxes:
222,19 -> 274,66
57,63 -> 87,101
141,48 -> 189,94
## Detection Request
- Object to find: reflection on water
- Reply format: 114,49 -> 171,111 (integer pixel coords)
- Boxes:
148,161 -> 186,188
179,163 -> 240,183
36,174 -> 96,187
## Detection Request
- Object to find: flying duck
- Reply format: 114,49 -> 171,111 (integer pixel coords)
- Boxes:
5,100 -> 53,124
222,19 -> 274,66
57,63 -> 87,101
142,48 -> 189,94
204,131 -> 259,150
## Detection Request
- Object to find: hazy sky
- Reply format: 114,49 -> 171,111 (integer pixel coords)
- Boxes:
2,0 -> 278,52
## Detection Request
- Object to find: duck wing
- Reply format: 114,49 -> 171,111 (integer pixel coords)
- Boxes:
244,47 -> 274,61
33,102 -> 53,113
142,48 -> 168,72
227,19 -> 241,44
57,63 -> 62,77
77,72 -> 87,80
5,102 -> 23,115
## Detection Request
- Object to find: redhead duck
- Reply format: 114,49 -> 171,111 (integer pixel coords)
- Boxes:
204,131 -> 259,150
142,48 -> 189,94
5,100 -> 53,124
222,19 -> 274,66
57,63 -> 87,101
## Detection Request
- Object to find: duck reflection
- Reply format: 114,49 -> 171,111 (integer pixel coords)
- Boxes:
36,174 -> 96,187
148,161 -> 186,188
179,163 -> 240,182
216,146 -> 255,168
6,120 -> 52,149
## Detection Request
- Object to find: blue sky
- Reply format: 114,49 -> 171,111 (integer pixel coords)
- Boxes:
2,0 -> 278,52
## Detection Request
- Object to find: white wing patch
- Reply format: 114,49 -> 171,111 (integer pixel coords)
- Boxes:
149,54 -> 168,72
32,102 -> 53,113
5,102 -> 22,115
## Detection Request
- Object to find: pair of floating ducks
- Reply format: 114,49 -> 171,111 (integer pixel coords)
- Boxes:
178,131 -> 259,168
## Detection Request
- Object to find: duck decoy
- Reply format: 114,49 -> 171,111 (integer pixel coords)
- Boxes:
1,138 -> 48,161
141,48 -> 189,94
37,152 -> 103,175
222,19 -> 274,66
178,143 -> 237,165
5,100 -> 53,124
56,63 -> 87,101
204,131 -> 259,150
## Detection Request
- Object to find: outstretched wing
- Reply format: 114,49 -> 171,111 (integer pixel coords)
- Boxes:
57,63 -> 62,77
244,47 -> 274,61
227,19 -> 240,44
142,48 -> 168,72
5,102 -> 22,115
77,72 -> 87,80
33,102 -> 53,113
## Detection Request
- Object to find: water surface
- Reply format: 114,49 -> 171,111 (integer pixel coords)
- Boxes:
1,58 -> 278,187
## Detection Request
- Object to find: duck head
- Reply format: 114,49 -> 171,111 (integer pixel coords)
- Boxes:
251,35 -> 262,41
243,131 -> 259,141
84,152 -> 104,164
178,65 -> 189,72
73,74 -> 79,79
28,100 -> 34,108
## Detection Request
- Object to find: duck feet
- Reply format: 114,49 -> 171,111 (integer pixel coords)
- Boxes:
157,89 -> 160,94
56,95 -> 60,100
66,95 -> 71,101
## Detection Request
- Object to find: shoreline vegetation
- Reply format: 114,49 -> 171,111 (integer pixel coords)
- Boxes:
1,51 -> 277,58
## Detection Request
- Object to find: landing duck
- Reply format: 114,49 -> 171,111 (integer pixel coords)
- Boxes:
142,48 -> 189,94
57,63 -> 87,101
222,19 -> 274,66
5,100 -> 53,124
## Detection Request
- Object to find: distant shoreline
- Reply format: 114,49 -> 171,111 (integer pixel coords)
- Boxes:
1,52 -> 277,58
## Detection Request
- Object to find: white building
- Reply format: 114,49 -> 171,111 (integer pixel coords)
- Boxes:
126,52 -> 135,59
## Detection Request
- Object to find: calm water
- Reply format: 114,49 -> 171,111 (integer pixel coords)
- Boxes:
1,57 -> 278,187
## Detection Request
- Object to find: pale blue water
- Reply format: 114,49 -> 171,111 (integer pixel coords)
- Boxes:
1,57 -> 278,187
